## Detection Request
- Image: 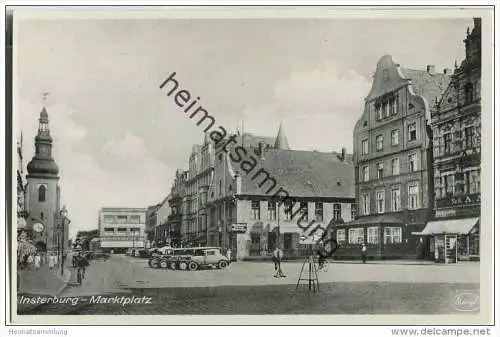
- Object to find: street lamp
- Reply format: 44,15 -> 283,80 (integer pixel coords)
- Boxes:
59,205 -> 69,277
218,223 -> 222,248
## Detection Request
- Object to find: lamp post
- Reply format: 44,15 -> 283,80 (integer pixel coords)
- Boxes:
59,205 -> 68,277
218,223 -> 222,247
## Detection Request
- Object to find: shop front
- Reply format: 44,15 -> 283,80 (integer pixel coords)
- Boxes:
413,217 -> 479,263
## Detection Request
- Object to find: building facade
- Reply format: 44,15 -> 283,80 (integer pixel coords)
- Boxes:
25,107 -> 64,252
423,18 -> 482,262
342,55 -> 450,260
17,133 -> 28,232
181,135 -> 215,247
145,202 -> 162,248
207,125 -> 355,260
98,207 -> 147,253
152,194 -> 172,246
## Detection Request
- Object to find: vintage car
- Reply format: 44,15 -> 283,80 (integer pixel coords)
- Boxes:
152,247 -> 229,271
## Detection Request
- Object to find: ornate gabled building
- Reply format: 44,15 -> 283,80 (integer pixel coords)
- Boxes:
25,107 -> 64,252
207,124 -> 355,260
424,18 -> 482,262
345,54 -> 450,260
181,134 -> 215,247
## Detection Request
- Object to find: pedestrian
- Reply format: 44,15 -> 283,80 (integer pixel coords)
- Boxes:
317,240 -> 327,270
226,248 -> 232,262
34,254 -> 41,270
48,253 -> 55,271
361,244 -> 367,264
26,254 -> 34,270
272,246 -> 286,278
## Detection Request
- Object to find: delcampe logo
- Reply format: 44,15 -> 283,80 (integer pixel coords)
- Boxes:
453,291 -> 480,312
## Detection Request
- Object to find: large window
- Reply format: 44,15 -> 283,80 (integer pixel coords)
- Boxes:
376,135 -> 384,151
408,123 -> 417,142
391,129 -> 399,146
116,215 -> 127,224
336,229 -> 346,243
377,163 -> 384,179
376,190 -> 385,214
251,200 -> 261,220
362,166 -> 370,182
376,105 -> 383,120
267,201 -> 276,220
408,153 -> 418,173
384,227 -> 402,244
361,194 -> 370,215
465,127 -> 474,149
333,203 -> 341,221
391,187 -> 401,212
392,158 -> 400,175
284,201 -> 292,220
444,174 -> 454,195
391,99 -> 398,115
130,215 -> 141,223
408,184 -> 420,210
315,202 -> 323,221
469,170 -> 480,194
104,215 -> 114,223
361,139 -> 369,155
349,228 -> 365,244
103,228 -> 115,236
367,227 -> 379,244
38,185 -> 46,202
300,202 -> 308,221
444,133 -> 452,154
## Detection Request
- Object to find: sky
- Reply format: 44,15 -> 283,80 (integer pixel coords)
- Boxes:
15,15 -> 473,239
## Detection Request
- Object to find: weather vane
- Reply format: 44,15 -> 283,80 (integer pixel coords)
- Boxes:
42,92 -> 50,106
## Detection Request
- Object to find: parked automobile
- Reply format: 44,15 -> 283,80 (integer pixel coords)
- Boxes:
154,247 -> 229,271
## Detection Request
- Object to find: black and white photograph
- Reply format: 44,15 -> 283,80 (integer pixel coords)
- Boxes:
5,5 -> 496,329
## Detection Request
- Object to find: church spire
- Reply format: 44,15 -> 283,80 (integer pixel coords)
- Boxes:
27,97 -> 59,178
274,121 -> 290,150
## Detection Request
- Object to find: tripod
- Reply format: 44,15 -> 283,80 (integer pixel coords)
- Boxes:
295,253 -> 320,292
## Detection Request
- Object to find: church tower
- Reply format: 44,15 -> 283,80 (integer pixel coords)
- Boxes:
26,105 -> 61,251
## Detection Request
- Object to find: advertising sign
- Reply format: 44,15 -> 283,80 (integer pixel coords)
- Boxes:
231,223 -> 247,233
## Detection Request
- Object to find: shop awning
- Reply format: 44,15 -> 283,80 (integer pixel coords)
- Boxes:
412,217 -> 479,235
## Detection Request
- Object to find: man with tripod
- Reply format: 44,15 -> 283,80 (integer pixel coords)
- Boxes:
272,246 -> 286,278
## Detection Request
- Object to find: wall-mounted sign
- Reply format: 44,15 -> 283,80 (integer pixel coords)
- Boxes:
33,222 -> 44,233
436,193 -> 480,208
231,223 -> 247,233
435,209 -> 457,218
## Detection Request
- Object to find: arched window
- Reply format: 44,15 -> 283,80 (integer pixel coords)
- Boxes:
38,185 -> 46,202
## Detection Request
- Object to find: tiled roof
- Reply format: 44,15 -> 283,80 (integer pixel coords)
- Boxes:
400,68 -> 451,108
240,149 -> 355,198
241,133 -> 275,148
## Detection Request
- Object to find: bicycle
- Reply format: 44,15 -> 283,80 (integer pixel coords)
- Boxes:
76,267 -> 86,285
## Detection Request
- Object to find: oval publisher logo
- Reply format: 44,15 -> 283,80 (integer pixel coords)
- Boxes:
453,292 -> 480,312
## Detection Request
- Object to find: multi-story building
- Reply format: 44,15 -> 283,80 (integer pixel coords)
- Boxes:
17,133 -> 28,232
181,135 -> 215,247
98,207 -> 146,253
25,106 -> 65,252
165,170 -> 187,247
152,194 -> 171,246
423,18 -> 482,262
207,125 -> 355,260
145,202 -> 162,248
342,54 -> 450,260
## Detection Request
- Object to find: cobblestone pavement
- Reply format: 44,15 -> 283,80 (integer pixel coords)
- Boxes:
18,255 -> 480,315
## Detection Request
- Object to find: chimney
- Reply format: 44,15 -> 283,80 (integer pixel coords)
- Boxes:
443,68 -> 452,75
426,65 -> 435,74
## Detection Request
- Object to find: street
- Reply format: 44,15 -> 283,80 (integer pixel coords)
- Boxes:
18,255 -> 480,315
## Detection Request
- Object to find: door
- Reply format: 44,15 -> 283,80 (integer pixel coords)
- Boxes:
204,250 -> 218,264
